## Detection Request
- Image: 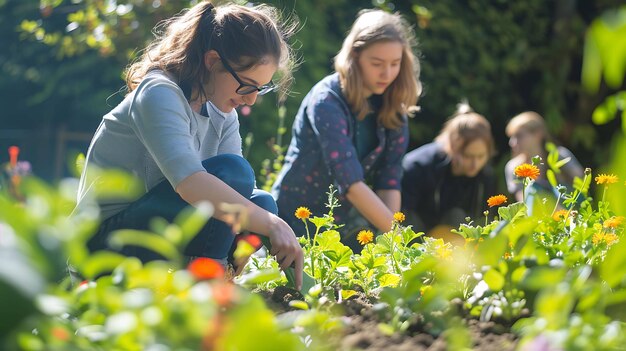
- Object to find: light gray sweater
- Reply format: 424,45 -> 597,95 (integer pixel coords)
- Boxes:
76,70 -> 242,220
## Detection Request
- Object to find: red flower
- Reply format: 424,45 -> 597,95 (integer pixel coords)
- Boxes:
8,146 -> 19,167
242,234 -> 262,250
188,258 -> 225,280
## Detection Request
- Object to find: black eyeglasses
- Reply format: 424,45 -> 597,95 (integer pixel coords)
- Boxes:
217,52 -> 276,96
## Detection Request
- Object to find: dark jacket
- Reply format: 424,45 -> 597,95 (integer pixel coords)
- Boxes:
271,73 -> 409,236
401,142 -> 495,232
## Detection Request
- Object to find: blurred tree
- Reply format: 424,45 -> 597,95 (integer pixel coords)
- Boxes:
1,0 -> 624,185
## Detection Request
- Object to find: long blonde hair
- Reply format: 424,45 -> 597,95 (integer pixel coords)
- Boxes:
125,1 -> 298,102
334,9 -> 421,129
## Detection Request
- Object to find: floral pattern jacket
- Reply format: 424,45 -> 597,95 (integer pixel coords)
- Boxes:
271,73 -> 409,235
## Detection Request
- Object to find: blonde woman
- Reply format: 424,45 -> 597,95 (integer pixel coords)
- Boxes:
401,104 -> 496,241
272,9 -> 421,250
505,111 -> 583,204
76,1 -> 303,288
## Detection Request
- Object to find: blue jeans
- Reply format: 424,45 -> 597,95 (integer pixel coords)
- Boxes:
87,154 -> 277,263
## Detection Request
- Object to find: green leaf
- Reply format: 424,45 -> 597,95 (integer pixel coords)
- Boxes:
547,169 -> 558,188
553,157 -> 571,170
174,204 -> 213,247
483,269 -> 504,291
340,289 -> 358,300
378,273 -> 401,288
239,268 -> 282,286
476,234 -> 507,267
497,202 -> 526,222
601,234 -> 626,288
521,267 -> 566,290
109,229 -> 179,261
288,300 -> 309,310
81,251 -> 128,279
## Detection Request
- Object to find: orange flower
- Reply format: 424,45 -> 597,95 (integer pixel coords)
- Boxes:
212,282 -> 237,307
552,209 -> 568,221
487,194 -> 507,208
51,326 -> 70,341
393,212 -> 406,223
188,257 -> 225,280
603,216 -> 624,229
595,173 -> 619,185
356,230 -> 374,245
514,163 -> 540,180
240,234 -> 262,249
294,207 -> 311,220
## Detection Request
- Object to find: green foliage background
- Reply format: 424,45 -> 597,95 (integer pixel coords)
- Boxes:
0,0 -> 624,191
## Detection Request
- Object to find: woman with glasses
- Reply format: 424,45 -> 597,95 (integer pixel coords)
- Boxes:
401,103 -> 496,243
76,1 -> 303,288
271,9 -> 421,251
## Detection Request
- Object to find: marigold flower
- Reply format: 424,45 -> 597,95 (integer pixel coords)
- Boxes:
603,216 -> 624,229
595,173 -> 619,185
592,232 -> 604,245
552,209 -> 569,221
294,207 -> 311,220
593,231 -> 619,246
188,257 -> 225,280
51,326 -> 70,341
393,212 -> 405,223
487,194 -> 507,208
514,163 -> 540,180
356,230 -> 374,245
604,233 -> 619,246
503,252 -> 512,260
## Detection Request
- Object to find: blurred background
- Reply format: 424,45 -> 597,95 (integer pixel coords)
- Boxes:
1,0 -> 624,194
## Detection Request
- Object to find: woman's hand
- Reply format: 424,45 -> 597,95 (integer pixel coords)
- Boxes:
267,215 -> 303,290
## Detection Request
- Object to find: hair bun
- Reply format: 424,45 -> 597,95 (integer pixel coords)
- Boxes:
454,99 -> 474,116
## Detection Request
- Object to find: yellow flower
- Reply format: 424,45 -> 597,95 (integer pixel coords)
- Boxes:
393,212 -> 406,223
487,194 -> 508,208
356,230 -> 374,245
592,232 -> 604,245
604,233 -> 619,246
420,285 -> 432,296
595,173 -> 619,185
503,252 -> 512,260
552,209 -> 569,221
294,207 -> 311,220
514,163 -> 540,180
593,231 -> 619,246
603,216 -> 624,229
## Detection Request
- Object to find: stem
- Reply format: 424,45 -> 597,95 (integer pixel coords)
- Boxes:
389,234 -> 401,275
551,193 -> 562,217
565,171 -> 591,218
602,186 -> 607,203
522,178 -> 528,206
311,225 -> 321,280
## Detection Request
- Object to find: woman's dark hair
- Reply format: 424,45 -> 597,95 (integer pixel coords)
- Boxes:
125,1 -> 298,102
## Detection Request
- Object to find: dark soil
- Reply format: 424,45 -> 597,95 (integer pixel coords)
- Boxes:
259,287 -> 519,351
